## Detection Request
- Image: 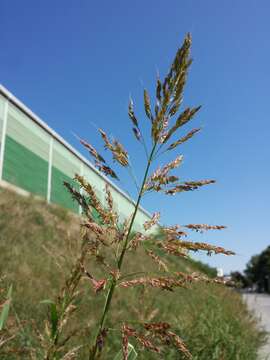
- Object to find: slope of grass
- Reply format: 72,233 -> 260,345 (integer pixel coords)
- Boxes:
0,188 -> 265,359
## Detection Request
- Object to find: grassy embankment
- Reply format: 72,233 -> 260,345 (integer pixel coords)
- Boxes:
0,188 -> 265,359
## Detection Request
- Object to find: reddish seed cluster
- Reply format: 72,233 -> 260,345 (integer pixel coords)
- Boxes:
81,265 -> 107,294
110,269 -> 121,281
143,212 -> 160,231
146,250 -> 168,272
175,271 -> 227,285
99,128 -> 129,167
165,179 -> 216,195
166,331 -> 192,358
143,322 -> 171,332
144,156 -> 183,192
94,162 -> 119,179
167,128 -> 201,150
120,276 -> 186,291
162,225 -> 187,238
162,106 -> 201,144
63,181 -> 89,214
122,324 -> 160,359
184,223 -> 226,232
79,138 -> 106,163
129,232 -> 145,250
143,322 -> 191,358
179,241 -> 235,256
79,138 -> 119,180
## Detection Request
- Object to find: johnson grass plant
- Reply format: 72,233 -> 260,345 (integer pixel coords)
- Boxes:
0,34 -> 266,359
39,33 -> 236,359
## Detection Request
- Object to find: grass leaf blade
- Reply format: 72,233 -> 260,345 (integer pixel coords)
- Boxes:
113,343 -> 137,360
0,285 -> 13,331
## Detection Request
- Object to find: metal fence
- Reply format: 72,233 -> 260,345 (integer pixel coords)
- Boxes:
0,85 -> 151,231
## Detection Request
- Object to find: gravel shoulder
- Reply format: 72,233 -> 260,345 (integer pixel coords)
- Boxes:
243,293 -> 270,359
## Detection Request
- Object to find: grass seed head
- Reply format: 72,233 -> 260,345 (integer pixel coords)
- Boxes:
143,212 -> 160,231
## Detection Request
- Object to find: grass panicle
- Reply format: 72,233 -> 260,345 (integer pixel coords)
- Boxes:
54,33 -> 235,359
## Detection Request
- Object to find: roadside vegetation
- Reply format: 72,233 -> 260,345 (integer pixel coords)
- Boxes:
0,188 -> 265,359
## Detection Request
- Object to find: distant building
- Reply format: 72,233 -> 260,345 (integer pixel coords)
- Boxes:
0,85 -> 151,231
217,268 -> 224,277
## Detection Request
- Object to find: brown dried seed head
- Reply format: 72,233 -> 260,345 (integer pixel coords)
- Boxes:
110,269 -> 121,281
146,250 -> 168,272
94,161 -> 119,180
184,224 -> 226,232
122,324 -> 160,354
167,331 -> 192,358
84,222 -> 104,236
167,128 -> 201,150
130,232 -> 145,250
120,276 -> 186,291
184,179 -> 216,187
99,128 -> 129,167
143,212 -> 160,231
92,279 -> 107,294
144,89 -> 153,121
135,333 -> 160,353
144,156 -> 183,192
79,138 -> 106,163
174,271 -> 233,286
82,267 -> 107,293
122,324 -> 129,360
165,179 -> 215,195
179,241 -> 235,256
144,322 -> 171,332
99,128 -> 111,149
105,184 -> 113,209
75,175 -> 107,217
64,181 -> 89,214
163,106 -> 201,144
112,140 -> 129,166
159,242 -> 188,258
162,225 -> 187,238
156,77 -> 162,102
128,98 -> 139,128
159,116 -> 170,143
162,155 -> 183,174
75,175 -> 119,226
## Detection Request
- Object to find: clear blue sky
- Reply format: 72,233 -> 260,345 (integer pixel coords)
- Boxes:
1,0 -> 269,273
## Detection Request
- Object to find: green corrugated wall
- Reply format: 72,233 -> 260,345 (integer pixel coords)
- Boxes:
0,90 -> 153,231
51,166 -> 79,212
3,136 -> 48,197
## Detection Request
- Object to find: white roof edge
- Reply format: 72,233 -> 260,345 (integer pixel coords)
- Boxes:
0,84 -> 151,218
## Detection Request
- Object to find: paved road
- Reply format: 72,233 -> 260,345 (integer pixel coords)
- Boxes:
243,294 -> 270,359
